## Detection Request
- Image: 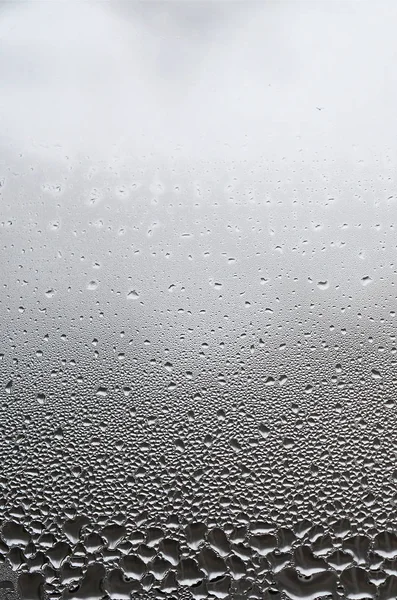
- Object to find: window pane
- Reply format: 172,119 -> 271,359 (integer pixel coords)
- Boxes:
1,2 -> 396,599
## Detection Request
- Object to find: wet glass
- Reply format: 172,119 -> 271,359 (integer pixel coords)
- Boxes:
1,1 -> 397,598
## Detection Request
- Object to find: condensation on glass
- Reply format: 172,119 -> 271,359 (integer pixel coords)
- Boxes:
1,1 -> 397,599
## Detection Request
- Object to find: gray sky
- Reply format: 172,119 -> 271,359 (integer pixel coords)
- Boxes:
1,0 -> 397,161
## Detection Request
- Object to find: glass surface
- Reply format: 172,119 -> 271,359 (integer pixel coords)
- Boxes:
1,1 -> 397,598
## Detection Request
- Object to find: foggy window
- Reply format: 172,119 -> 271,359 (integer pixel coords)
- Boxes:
1,1 -> 397,599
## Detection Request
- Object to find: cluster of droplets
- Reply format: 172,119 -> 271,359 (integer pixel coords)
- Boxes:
3,513 -> 397,599
2,151 -> 397,598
